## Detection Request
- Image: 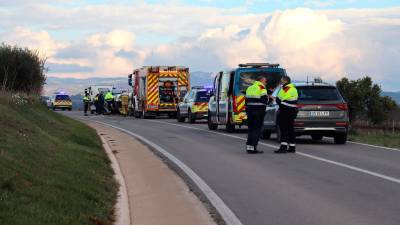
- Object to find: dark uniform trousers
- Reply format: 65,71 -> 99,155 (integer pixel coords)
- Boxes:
84,102 -> 89,114
246,106 -> 266,147
278,107 -> 298,144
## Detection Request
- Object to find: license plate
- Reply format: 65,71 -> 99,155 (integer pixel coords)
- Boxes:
309,111 -> 330,117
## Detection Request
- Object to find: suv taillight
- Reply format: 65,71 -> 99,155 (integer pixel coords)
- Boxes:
335,103 -> 348,111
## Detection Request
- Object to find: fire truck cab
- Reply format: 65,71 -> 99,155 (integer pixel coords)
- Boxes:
129,66 -> 190,118
208,63 -> 285,132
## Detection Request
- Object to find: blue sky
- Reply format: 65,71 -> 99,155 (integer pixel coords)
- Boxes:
1,0 -> 400,90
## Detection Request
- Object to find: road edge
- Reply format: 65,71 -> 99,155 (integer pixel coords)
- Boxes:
98,131 -> 131,225
90,120 -> 244,225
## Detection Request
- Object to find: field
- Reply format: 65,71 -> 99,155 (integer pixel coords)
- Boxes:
0,93 -> 117,225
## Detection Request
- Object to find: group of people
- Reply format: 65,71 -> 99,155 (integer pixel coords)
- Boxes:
83,89 -> 130,116
245,75 -> 298,154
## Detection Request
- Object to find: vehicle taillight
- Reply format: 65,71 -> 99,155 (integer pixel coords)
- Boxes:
296,104 -> 305,109
335,103 -> 348,111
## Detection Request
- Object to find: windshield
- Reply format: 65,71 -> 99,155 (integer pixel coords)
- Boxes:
195,91 -> 212,102
297,86 -> 342,101
55,95 -> 71,101
98,88 -> 110,93
238,71 -> 283,94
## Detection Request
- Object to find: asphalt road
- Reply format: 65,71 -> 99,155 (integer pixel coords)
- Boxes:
63,111 -> 400,225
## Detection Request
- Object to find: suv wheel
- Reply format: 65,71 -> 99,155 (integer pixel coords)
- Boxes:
177,109 -> 185,122
261,129 -> 271,140
334,134 -> 347,144
208,111 -> 218,130
311,134 -> 323,141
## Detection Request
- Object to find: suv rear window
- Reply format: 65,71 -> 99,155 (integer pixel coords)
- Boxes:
55,95 -> 71,101
195,91 -> 211,102
297,86 -> 342,101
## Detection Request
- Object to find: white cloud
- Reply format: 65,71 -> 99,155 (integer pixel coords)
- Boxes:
1,3 -> 400,90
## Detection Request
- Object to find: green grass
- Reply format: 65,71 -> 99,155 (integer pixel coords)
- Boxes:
349,129 -> 400,149
0,96 -> 118,225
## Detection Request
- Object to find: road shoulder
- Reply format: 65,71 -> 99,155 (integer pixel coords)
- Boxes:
87,122 -> 216,225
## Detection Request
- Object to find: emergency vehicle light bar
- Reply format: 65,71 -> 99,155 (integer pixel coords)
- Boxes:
238,63 -> 280,68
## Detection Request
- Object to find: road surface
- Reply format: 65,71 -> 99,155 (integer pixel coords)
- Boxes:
63,111 -> 400,225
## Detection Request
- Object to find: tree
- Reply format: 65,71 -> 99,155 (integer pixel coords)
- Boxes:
336,76 -> 397,124
0,43 -> 47,94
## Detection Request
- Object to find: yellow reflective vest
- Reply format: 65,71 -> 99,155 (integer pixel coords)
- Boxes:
277,83 -> 298,108
245,81 -> 268,107
105,92 -> 114,101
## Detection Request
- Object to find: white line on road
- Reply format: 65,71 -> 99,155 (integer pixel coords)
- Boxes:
83,118 -> 244,225
150,120 -> 400,185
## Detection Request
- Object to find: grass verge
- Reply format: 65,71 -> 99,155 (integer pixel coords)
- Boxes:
349,129 -> 400,149
0,94 -> 118,225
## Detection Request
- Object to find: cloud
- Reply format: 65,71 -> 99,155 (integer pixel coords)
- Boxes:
1,3 -> 400,90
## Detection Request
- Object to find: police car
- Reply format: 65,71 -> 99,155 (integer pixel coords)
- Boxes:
51,92 -> 72,111
177,86 -> 212,123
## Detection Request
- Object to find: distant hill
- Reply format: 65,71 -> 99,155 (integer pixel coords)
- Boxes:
383,91 -> 400,104
44,72 -> 214,96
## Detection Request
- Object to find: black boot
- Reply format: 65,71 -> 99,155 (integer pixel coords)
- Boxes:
274,144 -> 287,154
287,144 -> 296,153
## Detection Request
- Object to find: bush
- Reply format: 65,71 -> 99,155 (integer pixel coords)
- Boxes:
0,43 -> 46,94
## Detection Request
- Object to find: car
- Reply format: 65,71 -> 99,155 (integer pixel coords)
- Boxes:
51,93 -> 72,111
177,87 -> 212,123
262,81 -> 349,144
208,63 -> 284,132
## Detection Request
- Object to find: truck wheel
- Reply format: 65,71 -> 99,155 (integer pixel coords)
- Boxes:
208,111 -> 218,130
261,129 -> 271,140
334,134 -> 347,144
177,109 -> 185,122
311,134 -> 323,141
188,110 -> 196,123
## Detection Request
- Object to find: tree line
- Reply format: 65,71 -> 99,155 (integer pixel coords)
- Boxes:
336,76 -> 397,124
0,43 -> 46,94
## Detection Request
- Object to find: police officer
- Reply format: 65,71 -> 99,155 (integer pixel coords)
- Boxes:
245,76 -> 269,154
105,90 -> 114,113
275,76 -> 298,153
83,93 -> 90,116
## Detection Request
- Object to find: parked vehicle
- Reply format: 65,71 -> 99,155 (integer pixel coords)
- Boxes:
51,92 -> 72,111
128,66 -> 190,118
177,86 -> 212,123
208,63 -> 285,132
262,81 -> 349,144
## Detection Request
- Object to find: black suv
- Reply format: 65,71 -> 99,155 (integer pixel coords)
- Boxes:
262,82 -> 349,144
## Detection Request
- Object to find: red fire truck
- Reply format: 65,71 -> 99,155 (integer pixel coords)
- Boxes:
128,66 -> 190,118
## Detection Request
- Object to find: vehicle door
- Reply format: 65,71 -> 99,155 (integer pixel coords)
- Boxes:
209,74 -> 220,123
179,91 -> 191,116
217,71 -> 231,124
264,88 -> 280,129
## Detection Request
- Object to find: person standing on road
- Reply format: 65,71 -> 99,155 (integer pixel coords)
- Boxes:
245,76 -> 269,154
275,76 -> 298,154
83,93 -> 90,116
98,91 -> 105,115
94,93 -> 99,114
120,90 -> 129,116
105,90 -> 114,114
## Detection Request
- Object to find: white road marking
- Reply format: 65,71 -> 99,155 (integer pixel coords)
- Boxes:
324,137 -> 400,152
150,120 -> 400,185
82,118 -> 244,225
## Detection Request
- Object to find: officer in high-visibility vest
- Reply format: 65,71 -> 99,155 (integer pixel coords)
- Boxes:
245,76 -> 269,154
83,93 -> 90,116
94,94 -> 99,114
120,90 -> 129,116
105,90 -> 114,113
275,76 -> 299,153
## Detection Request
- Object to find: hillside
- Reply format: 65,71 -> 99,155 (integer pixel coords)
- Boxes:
383,91 -> 400,103
0,94 -> 117,224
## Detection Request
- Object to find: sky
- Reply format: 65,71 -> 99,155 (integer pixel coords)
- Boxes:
1,0 -> 400,91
